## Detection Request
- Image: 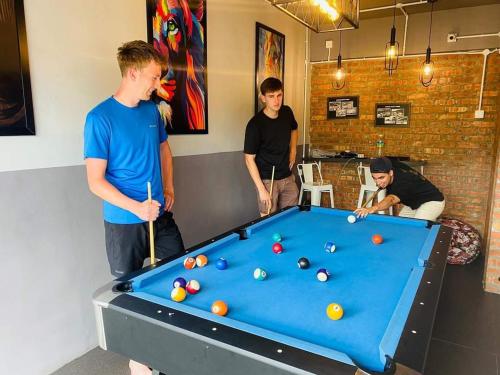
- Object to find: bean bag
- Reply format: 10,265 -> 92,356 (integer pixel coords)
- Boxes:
438,217 -> 481,265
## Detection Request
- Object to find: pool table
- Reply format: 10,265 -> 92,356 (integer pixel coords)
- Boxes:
93,206 -> 452,375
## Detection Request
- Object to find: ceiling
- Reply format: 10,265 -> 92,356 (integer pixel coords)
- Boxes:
358,0 -> 500,19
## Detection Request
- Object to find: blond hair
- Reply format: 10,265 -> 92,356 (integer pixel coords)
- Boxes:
117,40 -> 163,76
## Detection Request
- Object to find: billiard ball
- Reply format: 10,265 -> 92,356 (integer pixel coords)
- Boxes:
195,254 -> 208,267
297,257 -> 310,269
183,257 -> 196,270
372,234 -> 383,245
326,303 -> 344,320
173,277 -> 187,288
272,232 -> 282,242
316,268 -> 330,282
211,300 -> 228,316
186,280 -> 201,294
272,243 -> 284,254
215,258 -> 228,270
253,268 -> 267,280
347,215 -> 357,224
324,241 -> 336,253
171,287 -> 187,302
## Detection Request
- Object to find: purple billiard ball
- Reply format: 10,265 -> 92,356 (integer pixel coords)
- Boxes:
173,277 -> 187,288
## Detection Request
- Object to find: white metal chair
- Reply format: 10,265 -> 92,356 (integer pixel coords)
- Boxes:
297,163 -> 334,207
356,163 -> 392,215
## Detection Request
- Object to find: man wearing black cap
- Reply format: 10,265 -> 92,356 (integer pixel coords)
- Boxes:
354,157 -> 445,221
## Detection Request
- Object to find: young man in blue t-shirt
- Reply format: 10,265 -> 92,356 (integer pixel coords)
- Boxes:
84,40 -> 184,375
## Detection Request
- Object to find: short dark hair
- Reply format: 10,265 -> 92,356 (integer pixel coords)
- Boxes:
260,77 -> 283,95
117,40 -> 164,76
370,157 -> 393,173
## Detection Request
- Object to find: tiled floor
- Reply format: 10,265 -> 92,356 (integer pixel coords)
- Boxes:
53,257 -> 500,375
424,257 -> 499,375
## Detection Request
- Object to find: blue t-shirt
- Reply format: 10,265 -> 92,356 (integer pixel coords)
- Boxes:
84,97 -> 168,224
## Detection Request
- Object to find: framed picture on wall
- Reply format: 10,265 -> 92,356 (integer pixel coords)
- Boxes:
255,22 -> 285,114
146,0 -> 208,135
0,0 -> 35,136
375,103 -> 411,127
327,96 -> 359,119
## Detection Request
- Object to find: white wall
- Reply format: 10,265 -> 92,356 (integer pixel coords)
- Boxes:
0,0 -> 306,172
0,1 -> 308,374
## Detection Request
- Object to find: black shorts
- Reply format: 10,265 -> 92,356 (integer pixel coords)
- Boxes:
104,211 -> 185,277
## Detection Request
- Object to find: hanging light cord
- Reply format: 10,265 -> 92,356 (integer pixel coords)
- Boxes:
427,1 -> 434,47
339,31 -> 342,56
392,0 -> 397,26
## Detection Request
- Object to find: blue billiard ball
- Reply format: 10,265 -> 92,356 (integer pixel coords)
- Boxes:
215,258 -> 228,270
316,268 -> 330,282
324,241 -> 336,253
173,277 -> 187,288
272,232 -> 282,242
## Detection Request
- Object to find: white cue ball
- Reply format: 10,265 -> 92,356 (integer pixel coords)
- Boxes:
347,215 -> 357,224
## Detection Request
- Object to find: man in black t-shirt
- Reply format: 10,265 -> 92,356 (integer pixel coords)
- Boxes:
244,78 -> 299,216
354,157 -> 445,221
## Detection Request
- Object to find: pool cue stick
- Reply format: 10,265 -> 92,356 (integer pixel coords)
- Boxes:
362,188 -> 382,209
147,182 -> 156,265
266,166 -> 276,216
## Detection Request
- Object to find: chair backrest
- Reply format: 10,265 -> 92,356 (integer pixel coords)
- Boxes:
297,163 -> 323,185
357,164 -> 377,188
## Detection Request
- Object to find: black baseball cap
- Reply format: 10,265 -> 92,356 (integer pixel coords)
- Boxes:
370,157 -> 393,173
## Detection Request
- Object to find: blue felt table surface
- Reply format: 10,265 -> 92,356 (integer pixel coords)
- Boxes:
130,207 -> 439,371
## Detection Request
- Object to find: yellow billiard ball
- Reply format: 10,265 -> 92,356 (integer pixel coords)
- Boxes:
326,303 -> 344,320
171,287 -> 187,302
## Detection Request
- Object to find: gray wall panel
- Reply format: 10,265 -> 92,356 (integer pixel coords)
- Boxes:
0,151 -> 259,374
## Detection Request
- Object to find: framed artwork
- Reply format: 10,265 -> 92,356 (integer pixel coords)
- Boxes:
255,22 -> 285,114
327,96 -> 359,119
0,0 -> 35,136
375,103 -> 411,127
147,0 -> 208,135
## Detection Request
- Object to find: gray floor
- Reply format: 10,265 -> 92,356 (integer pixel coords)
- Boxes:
52,257 -> 500,375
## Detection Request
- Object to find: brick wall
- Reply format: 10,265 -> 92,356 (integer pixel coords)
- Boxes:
485,73 -> 500,294
310,53 -> 500,293
309,54 -> 499,239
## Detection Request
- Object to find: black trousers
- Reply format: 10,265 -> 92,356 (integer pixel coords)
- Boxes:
104,211 -> 185,277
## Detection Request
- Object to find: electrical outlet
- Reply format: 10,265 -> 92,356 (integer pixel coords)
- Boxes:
325,40 -> 333,49
474,110 -> 484,119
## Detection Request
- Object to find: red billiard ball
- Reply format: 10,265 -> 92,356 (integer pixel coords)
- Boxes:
272,243 -> 283,254
372,234 -> 383,245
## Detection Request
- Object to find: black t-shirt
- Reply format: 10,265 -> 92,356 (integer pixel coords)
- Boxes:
244,105 -> 298,180
387,161 -> 444,209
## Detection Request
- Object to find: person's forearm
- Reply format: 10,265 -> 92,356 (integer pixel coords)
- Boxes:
245,156 -> 267,192
289,130 -> 298,154
368,196 -> 397,213
161,152 -> 174,193
88,177 -> 140,214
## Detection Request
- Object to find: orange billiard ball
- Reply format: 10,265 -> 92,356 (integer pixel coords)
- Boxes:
372,234 -> 383,245
183,257 -> 196,269
195,254 -> 208,267
211,300 -> 228,316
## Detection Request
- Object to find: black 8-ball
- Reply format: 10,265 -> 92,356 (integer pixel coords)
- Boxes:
297,257 -> 310,269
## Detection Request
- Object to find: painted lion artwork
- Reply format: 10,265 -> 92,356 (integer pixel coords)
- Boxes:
149,0 -> 207,134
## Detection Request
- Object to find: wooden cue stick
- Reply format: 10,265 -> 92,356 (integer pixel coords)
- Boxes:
362,188 -> 382,209
266,166 -> 276,216
147,182 -> 156,265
